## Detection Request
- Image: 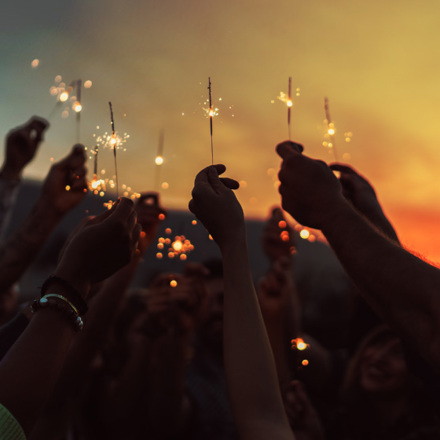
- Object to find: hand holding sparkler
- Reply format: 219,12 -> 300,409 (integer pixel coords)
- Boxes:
329,163 -> 399,242
262,207 -> 295,263
1,116 -> 49,181
55,197 -> 142,293
277,140 -> 347,230
39,144 -> 88,217
135,192 -> 167,253
189,165 -> 242,249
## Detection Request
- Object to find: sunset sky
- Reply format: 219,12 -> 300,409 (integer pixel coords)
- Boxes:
1,0 -> 440,262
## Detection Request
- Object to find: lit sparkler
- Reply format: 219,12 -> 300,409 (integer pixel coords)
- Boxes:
74,80 -> 82,143
323,97 -> 338,161
208,78 -> 214,164
109,102 -> 119,198
154,130 -> 165,190
277,78 -> 300,139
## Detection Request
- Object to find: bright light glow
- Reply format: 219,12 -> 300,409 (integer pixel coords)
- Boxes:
302,359 -> 309,366
73,102 -> 82,112
84,80 -> 92,88
328,128 -> 335,136
59,92 -> 69,102
172,239 -> 183,252
155,155 -> 164,165
300,229 -> 310,239
31,59 -> 39,68
170,280 -> 178,287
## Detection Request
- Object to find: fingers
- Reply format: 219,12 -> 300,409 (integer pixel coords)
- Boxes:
276,141 -> 304,159
56,144 -> 86,170
329,163 -> 356,175
220,177 -> 239,190
194,164 -> 225,186
109,197 -> 135,222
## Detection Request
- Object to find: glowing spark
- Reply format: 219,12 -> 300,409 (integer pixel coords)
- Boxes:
291,338 -> 309,351
73,102 -> 82,113
278,78 -> 299,140
60,92 -> 69,102
31,59 -> 39,69
299,229 -> 310,239
154,130 -> 165,190
302,359 -> 309,366
170,279 -> 178,288
84,80 -> 92,88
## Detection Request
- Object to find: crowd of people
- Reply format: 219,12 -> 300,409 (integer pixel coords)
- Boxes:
0,116 -> 439,440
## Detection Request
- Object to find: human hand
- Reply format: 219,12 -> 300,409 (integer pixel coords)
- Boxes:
262,207 -> 295,262
329,163 -> 399,241
39,144 -> 88,217
55,198 -> 141,295
1,116 -> 49,180
188,165 -> 242,249
277,141 -> 347,230
283,380 -> 325,440
135,192 -> 167,254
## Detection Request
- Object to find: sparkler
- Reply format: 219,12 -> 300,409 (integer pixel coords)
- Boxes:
324,97 -> 338,161
287,77 -> 292,139
277,78 -> 299,139
208,77 -> 214,165
154,130 -> 164,190
109,101 -> 119,198
74,79 -> 82,143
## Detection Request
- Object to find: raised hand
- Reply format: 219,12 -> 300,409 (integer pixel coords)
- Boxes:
1,116 -> 49,181
55,198 -> 141,295
135,192 -> 167,253
329,163 -> 399,241
283,380 -> 325,440
277,141 -> 347,230
188,164 -> 241,249
39,144 -> 88,216
262,207 -> 295,262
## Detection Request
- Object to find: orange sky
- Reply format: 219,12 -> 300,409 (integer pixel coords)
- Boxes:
1,0 -> 440,262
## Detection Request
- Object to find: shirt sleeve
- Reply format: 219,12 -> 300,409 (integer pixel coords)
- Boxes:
0,403 -> 26,440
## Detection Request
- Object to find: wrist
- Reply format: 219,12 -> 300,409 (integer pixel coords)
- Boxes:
320,197 -> 354,234
51,268 -> 91,301
0,165 -> 22,182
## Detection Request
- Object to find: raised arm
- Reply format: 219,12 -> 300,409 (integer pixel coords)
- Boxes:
189,165 -> 295,440
276,141 -> 440,373
0,117 -> 49,240
0,144 -> 87,296
0,197 -> 141,435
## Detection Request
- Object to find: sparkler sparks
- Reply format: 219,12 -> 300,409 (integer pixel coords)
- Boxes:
323,97 -> 338,161
156,228 -> 195,260
322,98 -> 353,161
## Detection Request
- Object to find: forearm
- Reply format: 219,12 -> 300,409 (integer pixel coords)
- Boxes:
0,309 -> 76,434
221,237 -> 294,440
0,200 -> 62,294
322,201 -> 440,370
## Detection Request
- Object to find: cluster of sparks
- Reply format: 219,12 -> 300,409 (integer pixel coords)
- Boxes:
48,76 -> 91,120
278,219 -> 296,255
156,228 -> 195,260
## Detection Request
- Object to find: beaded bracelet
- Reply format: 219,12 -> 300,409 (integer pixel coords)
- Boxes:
32,295 -> 84,332
40,276 -> 88,315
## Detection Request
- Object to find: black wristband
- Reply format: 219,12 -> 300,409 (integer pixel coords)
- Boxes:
40,276 -> 88,315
